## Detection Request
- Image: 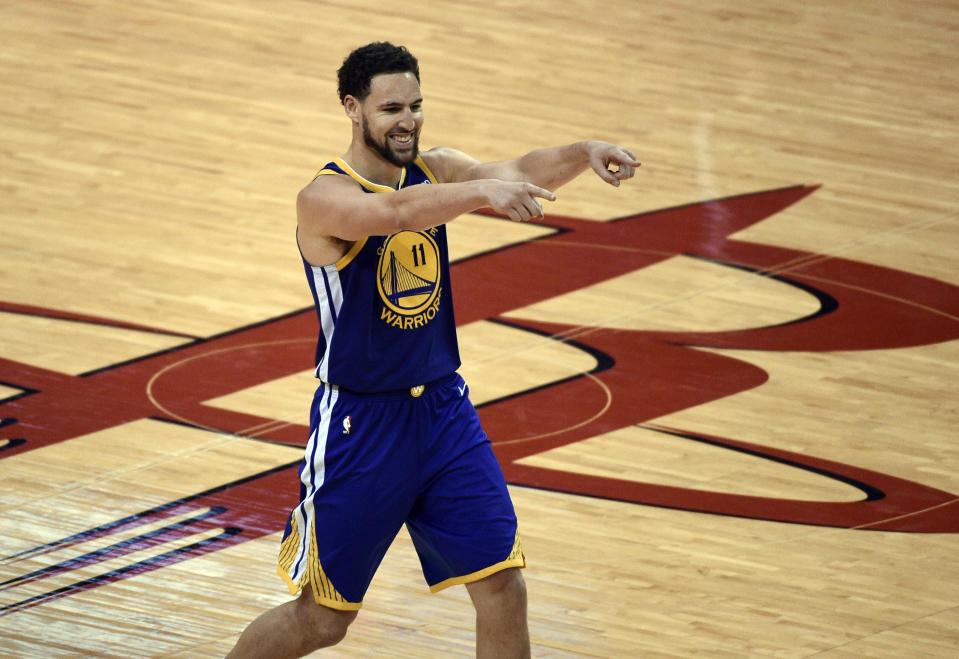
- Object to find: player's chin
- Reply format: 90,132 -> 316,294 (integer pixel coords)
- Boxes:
388,134 -> 417,153
394,149 -> 419,165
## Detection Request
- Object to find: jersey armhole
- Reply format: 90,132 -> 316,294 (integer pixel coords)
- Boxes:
301,166 -> 368,271
414,155 -> 440,184
335,238 -> 367,270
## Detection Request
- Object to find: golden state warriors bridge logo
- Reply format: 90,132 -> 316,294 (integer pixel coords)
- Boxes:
377,229 -> 442,329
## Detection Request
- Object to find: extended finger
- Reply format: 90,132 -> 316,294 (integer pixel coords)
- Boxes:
526,183 -> 557,202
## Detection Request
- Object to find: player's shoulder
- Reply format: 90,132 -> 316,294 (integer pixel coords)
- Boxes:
420,147 -> 480,183
301,164 -> 361,197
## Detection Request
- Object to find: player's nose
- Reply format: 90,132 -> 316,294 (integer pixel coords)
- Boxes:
396,110 -> 416,131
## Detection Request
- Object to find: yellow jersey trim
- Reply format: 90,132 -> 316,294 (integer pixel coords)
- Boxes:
310,166 -> 371,271
428,533 -> 526,593
313,167 -> 341,181
414,154 -> 440,184
335,238 -> 367,271
332,157 -> 406,192
312,156 -> 435,270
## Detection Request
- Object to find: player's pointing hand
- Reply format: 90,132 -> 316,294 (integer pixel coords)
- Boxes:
482,180 -> 557,222
586,141 -> 641,187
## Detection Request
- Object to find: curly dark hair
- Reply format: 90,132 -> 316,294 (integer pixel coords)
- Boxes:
337,42 -> 420,104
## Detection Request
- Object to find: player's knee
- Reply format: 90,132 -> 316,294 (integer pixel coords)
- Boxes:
312,615 -> 353,649
294,597 -> 357,650
470,568 -> 527,615
499,569 -> 528,612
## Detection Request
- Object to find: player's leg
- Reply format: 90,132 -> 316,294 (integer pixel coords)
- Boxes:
230,384 -> 415,657
225,584 -> 357,658
407,374 -> 529,656
465,567 -> 530,659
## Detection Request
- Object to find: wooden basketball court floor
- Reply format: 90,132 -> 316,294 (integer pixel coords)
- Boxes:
2,1 -> 958,656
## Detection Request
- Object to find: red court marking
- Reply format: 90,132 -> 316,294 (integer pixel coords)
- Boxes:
1,184 -> 957,556
0,302 -> 199,338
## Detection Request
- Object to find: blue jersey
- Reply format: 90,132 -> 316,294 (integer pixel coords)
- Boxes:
301,156 -> 461,393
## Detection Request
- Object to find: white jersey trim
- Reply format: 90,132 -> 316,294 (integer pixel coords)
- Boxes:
311,264 -> 344,382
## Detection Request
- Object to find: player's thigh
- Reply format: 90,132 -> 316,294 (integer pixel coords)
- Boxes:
407,439 -> 522,587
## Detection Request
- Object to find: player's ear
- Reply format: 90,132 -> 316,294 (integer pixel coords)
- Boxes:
343,95 -> 361,124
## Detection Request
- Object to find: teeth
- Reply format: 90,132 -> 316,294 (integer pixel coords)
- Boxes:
391,134 -> 413,144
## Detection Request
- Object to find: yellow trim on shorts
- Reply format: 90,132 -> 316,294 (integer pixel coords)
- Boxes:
428,532 -> 526,593
277,514 -> 363,611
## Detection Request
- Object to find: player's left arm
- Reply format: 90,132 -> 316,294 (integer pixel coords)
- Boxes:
422,141 -> 640,190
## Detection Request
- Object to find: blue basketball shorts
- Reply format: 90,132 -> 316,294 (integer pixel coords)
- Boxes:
277,372 -> 525,610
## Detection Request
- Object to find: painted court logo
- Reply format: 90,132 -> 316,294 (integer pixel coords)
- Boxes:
2,185 -> 959,617
377,229 -> 442,330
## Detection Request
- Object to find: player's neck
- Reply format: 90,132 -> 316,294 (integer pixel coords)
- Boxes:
343,143 -> 404,190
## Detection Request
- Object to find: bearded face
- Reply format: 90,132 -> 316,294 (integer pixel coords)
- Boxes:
361,112 -> 420,167
353,72 -> 424,168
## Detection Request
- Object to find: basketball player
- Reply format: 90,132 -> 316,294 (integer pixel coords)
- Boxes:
226,42 -> 639,659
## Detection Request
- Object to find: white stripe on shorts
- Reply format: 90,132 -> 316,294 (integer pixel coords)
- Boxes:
287,383 -> 338,585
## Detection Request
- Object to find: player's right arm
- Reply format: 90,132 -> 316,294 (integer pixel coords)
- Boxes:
296,173 -> 555,264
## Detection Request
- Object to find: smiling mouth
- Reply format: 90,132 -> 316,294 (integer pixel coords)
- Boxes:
389,133 -> 415,146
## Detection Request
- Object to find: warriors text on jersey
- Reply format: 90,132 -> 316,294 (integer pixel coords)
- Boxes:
300,156 -> 461,393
